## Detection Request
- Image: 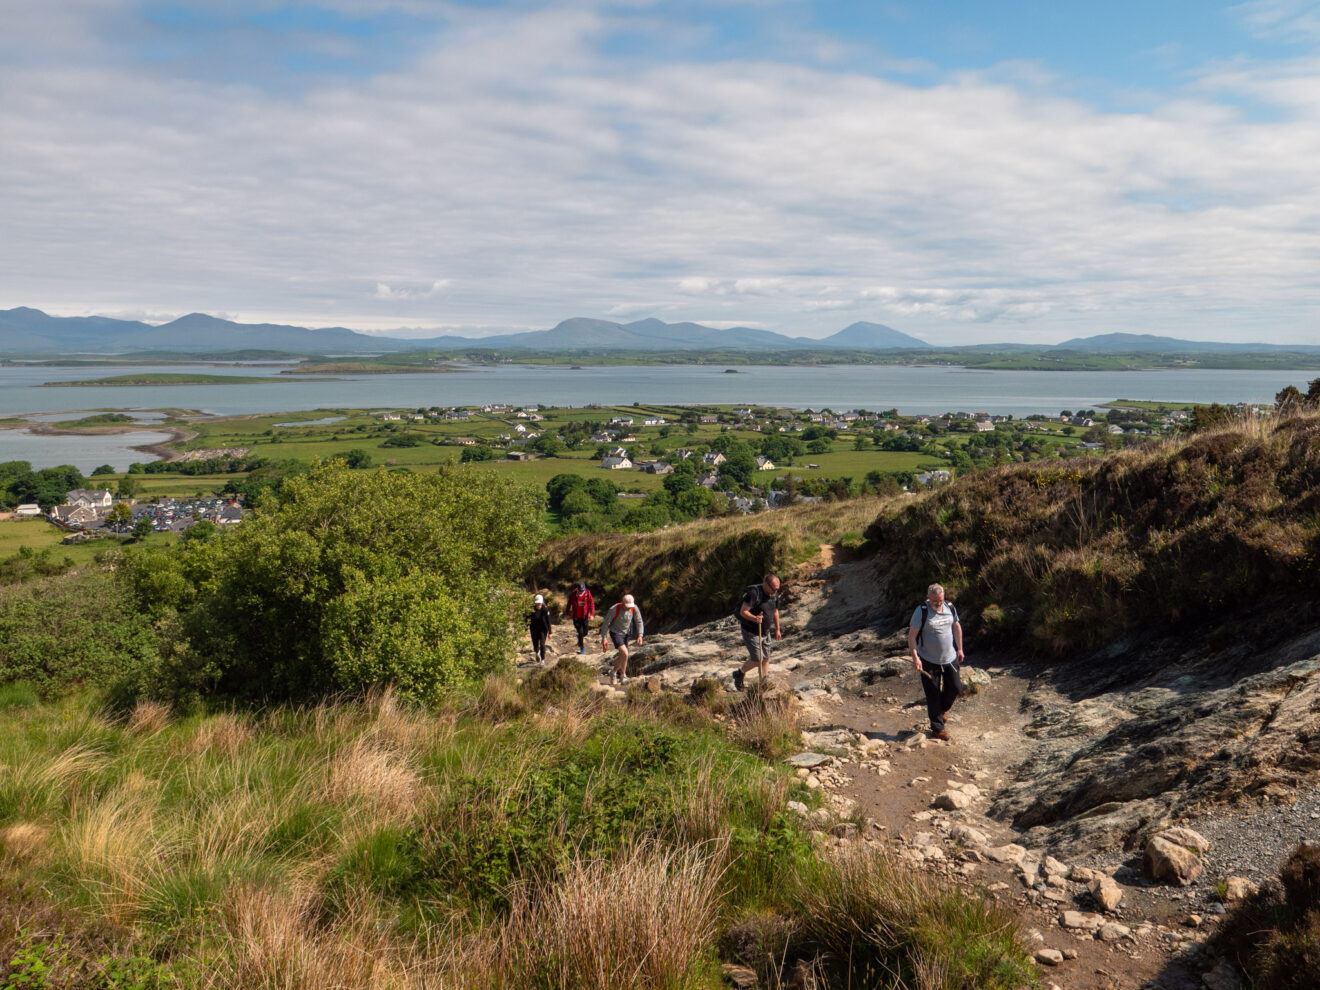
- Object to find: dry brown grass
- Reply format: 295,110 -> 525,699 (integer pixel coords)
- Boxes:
0,822 -> 49,866
730,680 -> 801,760
126,699 -> 171,736
473,672 -> 527,721
177,711 -> 254,759
323,737 -> 420,824
213,884 -> 411,990
488,843 -> 726,989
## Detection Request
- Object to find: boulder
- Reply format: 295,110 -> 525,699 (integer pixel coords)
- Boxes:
828,822 -> 858,839
1222,876 -> 1258,902
1034,949 -> 1064,966
786,801 -> 808,817
1159,826 -> 1211,854
932,789 -> 972,811
1061,911 -> 1103,932
949,824 -> 989,846
1098,923 -> 1130,942
785,752 -> 831,769
962,666 -> 992,688
1043,856 -> 1070,878
1144,834 -> 1205,886
1090,876 -> 1124,912
986,843 -> 1027,865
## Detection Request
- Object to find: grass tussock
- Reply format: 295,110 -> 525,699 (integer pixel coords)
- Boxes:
866,412 -> 1320,654
0,674 -> 1030,989
534,496 -> 887,628
730,678 -> 802,760
1215,841 -> 1320,989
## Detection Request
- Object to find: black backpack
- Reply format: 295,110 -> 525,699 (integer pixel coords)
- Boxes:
736,583 -> 774,625
916,601 -> 958,646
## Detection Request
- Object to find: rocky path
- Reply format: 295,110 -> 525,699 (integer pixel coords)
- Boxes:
525,556 -> 1320,990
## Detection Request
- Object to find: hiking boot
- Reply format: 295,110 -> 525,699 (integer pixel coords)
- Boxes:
620,673 -> 629,683
578,648 -> 586,655
732,669 -> 745,691
931,729 -> 951,741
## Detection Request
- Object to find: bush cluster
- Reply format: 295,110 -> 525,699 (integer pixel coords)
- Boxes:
866,414 -> 1320,654
1215,842 -> 1320,989
120,462 -> 545,705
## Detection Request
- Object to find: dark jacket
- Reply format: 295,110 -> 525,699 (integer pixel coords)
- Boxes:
527,606 -> 552,637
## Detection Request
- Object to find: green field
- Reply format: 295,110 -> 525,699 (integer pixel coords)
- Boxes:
0,519 -> 127,566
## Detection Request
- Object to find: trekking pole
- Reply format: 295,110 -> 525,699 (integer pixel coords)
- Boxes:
758,616 -> 766,682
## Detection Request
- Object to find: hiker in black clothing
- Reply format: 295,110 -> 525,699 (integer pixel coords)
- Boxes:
732,574 -> 781,690
528,594 -> 552,666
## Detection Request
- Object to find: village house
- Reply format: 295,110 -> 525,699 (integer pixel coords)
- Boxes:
14,504 -> 41,517
443,409 -> 473,420
915,470 -> 952,486
601,455 -> 633,470
639,461 -> 674,475
381,413 -> 402,421
754,456 -> 776,471
610,416 -> 634,426
702,451 -> 726,466
452,437 -> 479,446
50,504 -> 101,527
642,417 -> 666,426
507,451 -> 533,461
733,407 -> 753,417
974,419 -> 995,432
698,415 -> 718,424
66,489 -> 113,510
589,431 -> 614,443
670,448 -> 695,460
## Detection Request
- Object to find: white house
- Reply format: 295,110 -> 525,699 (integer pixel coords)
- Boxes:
974,420 -> 995,432
14,504 -> 41,517
915,470 -> 952,486
601,455 -> 633,470
702,451 -> 726,466
66,489 -> 113,509
754,456 -> 776,470
642,417 -> 666,426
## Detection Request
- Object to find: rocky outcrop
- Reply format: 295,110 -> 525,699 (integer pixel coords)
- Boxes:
1143,829 -> 1210,886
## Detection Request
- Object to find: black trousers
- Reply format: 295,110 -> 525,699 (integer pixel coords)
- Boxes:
531,630 -> 548,661
572,617 -> 590,649
921,661 -> 961,731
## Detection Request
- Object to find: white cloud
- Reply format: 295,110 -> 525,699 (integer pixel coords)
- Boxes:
372,280 -> 451,301
2,2 -> 1320,343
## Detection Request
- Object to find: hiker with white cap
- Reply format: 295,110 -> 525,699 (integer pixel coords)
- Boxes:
601,593 -> 644,685
527,593 -> 552,666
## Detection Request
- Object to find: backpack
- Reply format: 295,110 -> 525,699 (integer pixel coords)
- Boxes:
736,583 -> 775,627
916,601 -> 958,646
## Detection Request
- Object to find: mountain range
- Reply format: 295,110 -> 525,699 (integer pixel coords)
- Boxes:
0,309 -> 929,354
1,307 -> 1316,356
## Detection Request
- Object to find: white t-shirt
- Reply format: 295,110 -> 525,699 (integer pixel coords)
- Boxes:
910,603 -> 957,665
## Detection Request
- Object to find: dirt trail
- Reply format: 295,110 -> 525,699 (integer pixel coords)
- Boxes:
521,554 -> 1309,990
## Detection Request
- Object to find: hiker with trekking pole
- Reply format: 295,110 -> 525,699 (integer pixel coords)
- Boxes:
908,582 -> 964,740
602,593 -> 643,685
732,574 -> 781,691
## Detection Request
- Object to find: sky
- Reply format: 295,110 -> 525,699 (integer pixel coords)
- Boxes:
3,0 -> 1320,344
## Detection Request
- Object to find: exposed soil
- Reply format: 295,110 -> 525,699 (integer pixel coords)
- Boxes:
523,549 -> 1319,989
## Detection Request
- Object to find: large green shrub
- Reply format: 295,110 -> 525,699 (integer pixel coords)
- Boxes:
127,462 -> 545,704
0,571 -> 160,697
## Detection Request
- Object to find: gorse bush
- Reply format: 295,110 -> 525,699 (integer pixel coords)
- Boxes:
867,413 -> 1320,654
122,462 -> 545,704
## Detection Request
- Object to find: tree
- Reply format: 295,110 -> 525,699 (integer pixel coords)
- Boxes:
662,459 -> 697,496
91,464 -> 116,476
105,503 -> 133,530
182,519 -> 217,541
381,433 -> 420,448
131,517 -> 155,541
128,463 -> 545,705
117,475 -> 139,499
1276,385 -> 1304,414
1308,378 -> 1320,404
344,449 -> 373,469
532,435 -> 564,457
718,447 -> 756,488
460,445 -> 495,462
546,473 -> 586,513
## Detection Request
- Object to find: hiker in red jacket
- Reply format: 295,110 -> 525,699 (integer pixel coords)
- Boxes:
566,581 -> 595,655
